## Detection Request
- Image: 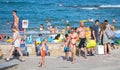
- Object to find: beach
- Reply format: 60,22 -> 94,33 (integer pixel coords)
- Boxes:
1,0 -> 120,70
0,45 -> 120,70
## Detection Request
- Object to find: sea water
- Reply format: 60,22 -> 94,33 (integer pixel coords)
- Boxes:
0,0 -> 120,35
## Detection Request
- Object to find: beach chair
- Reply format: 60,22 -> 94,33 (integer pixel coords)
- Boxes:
26,35 -> 33,44
36,44 -> 50,56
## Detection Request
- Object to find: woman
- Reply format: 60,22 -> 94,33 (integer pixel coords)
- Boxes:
69,28 -> 78,64
100,20 -> 112,55
39,38 -> 47,67
6,26 -> 25,61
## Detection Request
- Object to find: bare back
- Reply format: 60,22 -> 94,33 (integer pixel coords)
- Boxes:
41,42 -> 46,51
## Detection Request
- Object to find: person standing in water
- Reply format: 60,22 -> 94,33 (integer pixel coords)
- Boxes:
6,26 -> 25,61
69,28 -> 78,64
39,38 -> 47,67
77,21 -> 87,59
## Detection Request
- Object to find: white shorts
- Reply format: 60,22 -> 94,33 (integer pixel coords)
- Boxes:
14,39 -> 20,47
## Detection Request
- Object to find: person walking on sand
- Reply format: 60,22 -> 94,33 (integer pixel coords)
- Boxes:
63,34 -> 70,61
90,20 -> 99,56
39,38 -> 47,67
69,28 -> 78,64
100,20 -> 112,55
6,26 -> 25,62
77,21 -> 87,59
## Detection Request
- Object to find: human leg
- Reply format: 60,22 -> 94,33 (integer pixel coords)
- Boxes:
6,46 -> 15,60
16,47 -> 25,61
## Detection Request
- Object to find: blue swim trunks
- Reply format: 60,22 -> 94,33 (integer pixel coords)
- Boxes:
64,47 -> 70,52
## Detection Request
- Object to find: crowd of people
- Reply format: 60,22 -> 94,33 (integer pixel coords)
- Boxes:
4,10 -> 115,67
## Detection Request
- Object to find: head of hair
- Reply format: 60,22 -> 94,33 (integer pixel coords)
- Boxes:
65,34 -> 68,38
71,27 -> 75,30
100,23 -> 106,31
95,20 -> 99,23
104,20 -> 108,23
43,38 -> 47,41
38,34 -> 42,36
13,10 -> 17,13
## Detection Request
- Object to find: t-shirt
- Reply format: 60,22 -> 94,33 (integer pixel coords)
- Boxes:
91,25 -> 99,42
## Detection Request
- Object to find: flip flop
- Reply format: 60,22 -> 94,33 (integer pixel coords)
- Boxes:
5,58 -> 10,62
20,59 -> 25,62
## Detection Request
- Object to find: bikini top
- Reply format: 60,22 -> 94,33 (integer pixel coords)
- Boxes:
70,36 -> 77,40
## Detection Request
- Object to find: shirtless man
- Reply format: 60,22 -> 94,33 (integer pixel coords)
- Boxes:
12,10 -> 19,31
77,21 -> 87,59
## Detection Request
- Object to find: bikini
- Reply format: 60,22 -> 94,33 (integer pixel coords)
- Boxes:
70,36 -> 77,46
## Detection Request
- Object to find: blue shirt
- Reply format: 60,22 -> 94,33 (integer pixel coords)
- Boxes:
91,24 -> 99,42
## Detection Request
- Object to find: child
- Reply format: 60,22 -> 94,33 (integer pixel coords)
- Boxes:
39,38 -> 47,67
64,34 -> 70,61
59,34 -> 70,61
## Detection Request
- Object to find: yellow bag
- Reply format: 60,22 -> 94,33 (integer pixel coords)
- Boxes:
87,39 -> 96,48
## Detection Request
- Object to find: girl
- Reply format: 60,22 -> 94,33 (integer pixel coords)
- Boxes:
39,38 -> 47,67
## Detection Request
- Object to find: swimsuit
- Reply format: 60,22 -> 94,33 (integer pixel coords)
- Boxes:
41,48 -> 46,57
70,36 -> 77,46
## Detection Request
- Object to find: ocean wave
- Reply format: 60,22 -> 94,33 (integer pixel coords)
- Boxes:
100,5 -> 120,8
66,4 -> 120,10
80,7 -> 98,10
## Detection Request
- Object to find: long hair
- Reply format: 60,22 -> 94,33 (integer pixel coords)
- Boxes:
100,23 -> 106,31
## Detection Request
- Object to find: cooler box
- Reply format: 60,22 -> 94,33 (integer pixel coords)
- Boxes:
96,45 -> 104,55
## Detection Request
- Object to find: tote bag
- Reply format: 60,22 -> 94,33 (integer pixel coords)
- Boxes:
105,29 -> 114,39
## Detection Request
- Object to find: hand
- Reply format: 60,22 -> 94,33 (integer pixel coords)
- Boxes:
94,38 -> 96,41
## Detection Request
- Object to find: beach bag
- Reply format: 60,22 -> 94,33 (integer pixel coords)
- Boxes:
86,39 -> 96,48
105,29 -> 114,39
96,45 -> 104,55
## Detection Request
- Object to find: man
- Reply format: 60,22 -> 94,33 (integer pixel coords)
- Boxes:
91,20 -> 99,42
77,21 -> 87,59
91,20 -> 99,56
12,10 -> 19,31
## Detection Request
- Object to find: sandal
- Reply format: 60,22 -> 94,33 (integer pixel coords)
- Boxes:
20,59 -> 25,62
38,64 -> 42,67
5,58 -> 10,62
